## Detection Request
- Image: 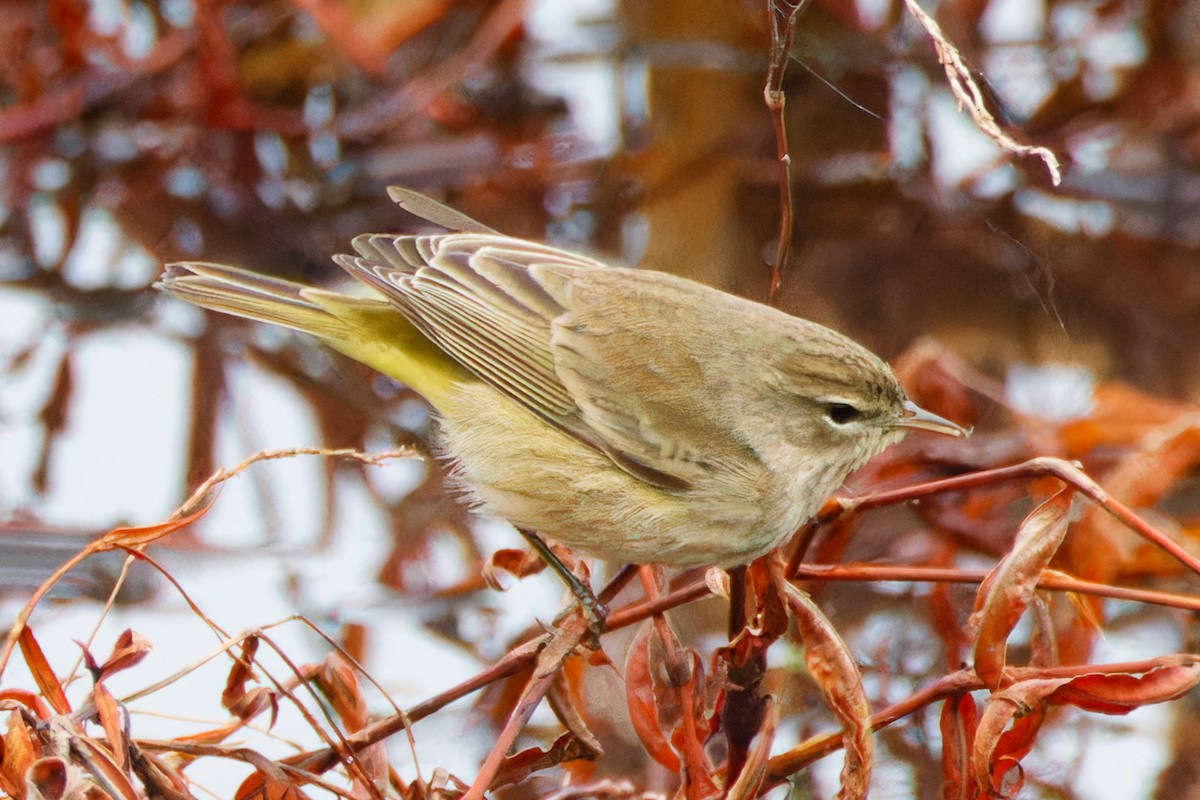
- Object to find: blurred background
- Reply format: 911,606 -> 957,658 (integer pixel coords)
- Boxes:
1,0 -> 1199,798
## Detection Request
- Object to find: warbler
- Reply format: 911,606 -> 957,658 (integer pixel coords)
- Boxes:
157,187 -> 967,568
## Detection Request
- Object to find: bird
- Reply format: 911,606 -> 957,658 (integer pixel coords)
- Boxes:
157,187 -> 967,574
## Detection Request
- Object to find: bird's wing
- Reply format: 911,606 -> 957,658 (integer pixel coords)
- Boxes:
532,264 -> 759,489
334,233 -> 730,489
387,186 -> 499,234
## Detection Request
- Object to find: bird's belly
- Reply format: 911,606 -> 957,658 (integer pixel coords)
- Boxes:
435,383 -> 795,567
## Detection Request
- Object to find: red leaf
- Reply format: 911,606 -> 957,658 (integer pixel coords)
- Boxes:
94,630 -> 153,683
971,490 -> 1073,688
27,757 -> 69,800
234,769 -> 312,800
624,621 -> 680,772
974,662 -> 1200,794
74,734 -> 141,799
482,547 -> 545,590
0,688 -> 53,720
98,498 -> 214,549
222,636 -> 260,713
317,653 -> 368,732
0,709 -> 37,796
788,585 -> 873,799
973,684 -> 1047,796
93,683 -> 127,772
669,651 -> 720,800
317,653 -> 387,795
939,693 -> 979,800
18,627 -> 70,715
1051,661 -> 1200,714
490,732 -> 598,790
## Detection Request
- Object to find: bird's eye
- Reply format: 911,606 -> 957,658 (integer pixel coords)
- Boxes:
825,402 -> 862,425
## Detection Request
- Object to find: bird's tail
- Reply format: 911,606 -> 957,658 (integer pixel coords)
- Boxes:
157,262 -> 468,408
158,262 -> 349,338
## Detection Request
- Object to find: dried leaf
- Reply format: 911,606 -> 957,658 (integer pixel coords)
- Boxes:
489,732 -> 598,790
1,709 -> 37,796
169,717 -> 248,747
228,687 -> 280,728
234,768 -> 313,800
220,637 -> 280,728
669,651 -> 720,800
1049,660 -> 1200,714
939,693 -> 979,800
892,343 -> 982,431
971,490 -> 1073,688
92,683 -> 127,773
316,653 -> 368,732
1059,382 -> 1188,453
482,548 -> 544,591
623,621 -> 680,773
94,630 -> 152,684
316,652 -> 388,795
928,551 -> 969,668
33,351 -> 73,494
98,501 -> 214,550
26,757 -> 71,800
0,689 -> 53,720
75,733 -> 141,800
703,567 -> 730,599
222,636 -> 260,713
972,680 -> 1049,795
547,654 -> 603,756
18,627 -> 70,715
971,661 -> 1200,794
1069,417 -> 1200,583
787,584 -> 873,800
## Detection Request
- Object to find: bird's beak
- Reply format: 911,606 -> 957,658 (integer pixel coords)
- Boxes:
897,400 -> 971,437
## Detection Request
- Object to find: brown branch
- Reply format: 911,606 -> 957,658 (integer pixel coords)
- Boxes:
764,656 -> 1200,785
466,614 -> 593,800
829,457 -> 1200,577
793,563 -> 1200,612
762,0 -> 812,305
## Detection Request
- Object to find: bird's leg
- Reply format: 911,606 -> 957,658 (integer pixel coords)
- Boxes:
517,528 -> 609,635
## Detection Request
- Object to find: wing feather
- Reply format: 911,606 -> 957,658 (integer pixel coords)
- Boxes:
335,226 -> 736,490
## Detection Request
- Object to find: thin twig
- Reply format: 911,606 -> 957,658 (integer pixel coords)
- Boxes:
763,0 -> 812,305
763,655 -> 1200,784
0,446 -> 416,679
902,0 -> 1061,185
793,563 -> 1200,611
831,457 -> 1200,577
462,615 -> 592,800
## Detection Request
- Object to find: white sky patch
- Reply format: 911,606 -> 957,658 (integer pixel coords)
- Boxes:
0,291 -> 59,508
524,0 -> 621,152
27,196 -> 68,267
927,90 -> 1018,196
195,359 -> 327,549
855,0 -> 892,31
1015,188 -> 1116,237
981,0 -> 1047,42
889,64 -> 929,173
1006,362 -> 1096,421
63,206 -> 160,289
37,329 -> 192,526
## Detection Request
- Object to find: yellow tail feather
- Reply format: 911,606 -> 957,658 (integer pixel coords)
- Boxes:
157,263 -> 469,410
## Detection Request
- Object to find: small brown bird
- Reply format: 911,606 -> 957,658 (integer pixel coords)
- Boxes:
158,188 -> 966,569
